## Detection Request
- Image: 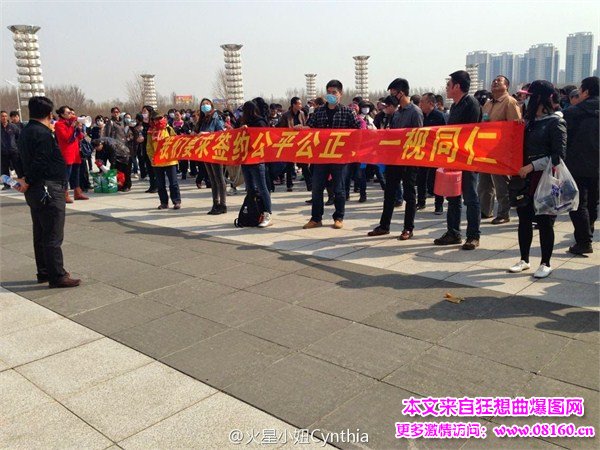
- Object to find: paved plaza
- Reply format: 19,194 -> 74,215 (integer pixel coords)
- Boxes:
1,179 -> 598,449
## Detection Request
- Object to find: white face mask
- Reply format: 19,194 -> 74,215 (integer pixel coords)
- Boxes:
361,107 -> 370,115
308,107 -> 315,114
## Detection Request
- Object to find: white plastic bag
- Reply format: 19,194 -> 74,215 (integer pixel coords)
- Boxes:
533,158 -> 579,215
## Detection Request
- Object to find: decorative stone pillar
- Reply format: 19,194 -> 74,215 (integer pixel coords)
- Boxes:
305,74 -> 317,100
220,44 -> 244,107
141,74 -> 158,109
353,55 -> 370,99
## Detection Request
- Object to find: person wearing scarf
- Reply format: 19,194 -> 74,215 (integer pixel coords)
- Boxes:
54,105 -> 87,202
146,112 -> 181,209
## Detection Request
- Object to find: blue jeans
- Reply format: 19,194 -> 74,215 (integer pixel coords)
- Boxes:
311,164 -> 346,222
65,164 -> 80,189
446,171 -> 481,239
155,165 -> 181,205
242,163 -> 272,213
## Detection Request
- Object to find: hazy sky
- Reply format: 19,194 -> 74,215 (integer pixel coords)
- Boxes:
2,0 -> 599,103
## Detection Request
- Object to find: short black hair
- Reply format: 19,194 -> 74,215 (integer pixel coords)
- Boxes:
382,95 -> 399,107
9,110 -> 19,118
352,96 -> 363,104
435,94 -> 444,104
111,106 -> 120,113
449,70 -> 471,93
581,76 -> 599,97
326,79 -> 343,92
91,139 -> 102,148
410,94 -> 421,105
29,96 -> 54,119
387,78 -> 410,96
290,96 -> 301,107
56,105 -> 70,115
0,110 -> 6,115
422,93 -> 437,105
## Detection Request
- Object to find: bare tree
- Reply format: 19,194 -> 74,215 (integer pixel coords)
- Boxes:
212,68 -> 228,102
44,85 -> 88,112
0,86 -> 19,112
125,74 -> 145,109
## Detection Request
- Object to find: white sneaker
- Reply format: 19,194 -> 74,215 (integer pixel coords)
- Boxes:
533,264 -> 553,278
508,260 -> 531,273
258,212 -> 272,228
131,173 -> 139,179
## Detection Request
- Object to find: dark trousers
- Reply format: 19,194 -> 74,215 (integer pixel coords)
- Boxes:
517,202 -> 555,265
1,151 -> 24,184
25,181 -> 68,283
65,164 -> 80,189
144,154 -> 157,189
79,160 -> 91,190
242,163 -> 272,213
417,167 -> 444,209
311,164 -> 346,222
195,163 -> 210,187
285,162 -> 296,189
155,165 -> 181,205
569,176 -> 599,246
344,163 -> 360,196
137,146 -> 148,179
115,159 -> 132,191
446,171 -> 481,239
380,165 -> 417,231
298,164 -> 312,191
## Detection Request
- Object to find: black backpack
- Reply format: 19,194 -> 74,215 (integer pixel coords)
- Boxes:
234,193 -> 264,227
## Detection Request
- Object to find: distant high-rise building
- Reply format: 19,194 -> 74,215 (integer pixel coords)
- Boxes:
596,45 -> 600,77
566,32 -> 594,84
558,69 -> 566,85
466,51 -> 489,90
488,52 -> 515,88
525,43 -> 559,83
513,54 -> 527,87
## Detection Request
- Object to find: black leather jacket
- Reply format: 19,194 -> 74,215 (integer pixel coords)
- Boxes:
524,113 -> 567,170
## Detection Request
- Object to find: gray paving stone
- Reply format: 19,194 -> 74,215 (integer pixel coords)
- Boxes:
0,370 -> 54,419
202,263 -> 287,289
164,254 -> 244,277
62,362 -> 215,442
16,337 -> 152,401
112,311 -> 226,359
298,286 -> 397,322
315,382 -> 467,450
119,392 -> 297,449
540,340 -> 599,390
362,298 -> 476,344
128,247 -> 207,267
141,278 -> 238,310
439,320 -> 572,373
252,251 -> 320,273
490,375 -> 599,450
304,323 -> 432,379
35,283 -> 135,317
184,290 -> 289,328
226,353 -> 376,428
486,296 -> 599,339
238,305 -> 352,350
161,329 -> 291,389
295,259 -> 381,286
0,318 -> 101,367
106,266 -> 192,295
72,297 -> 177,335
244,273 -> 337,304
384,345 -> 534,398
0,401 -> 112,449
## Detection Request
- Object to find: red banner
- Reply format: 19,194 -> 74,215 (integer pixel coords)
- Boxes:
154,121 -> 524,175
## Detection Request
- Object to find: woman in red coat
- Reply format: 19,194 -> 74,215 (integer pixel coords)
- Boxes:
54,106 -> 87,202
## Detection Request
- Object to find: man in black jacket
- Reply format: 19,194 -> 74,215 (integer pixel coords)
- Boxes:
565,76 -> 599,255
1,110 -> 23,189
15,96 -> 80,288
434,70 -> 483,250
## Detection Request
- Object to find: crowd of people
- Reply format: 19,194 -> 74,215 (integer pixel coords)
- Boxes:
3,71 -> 598,288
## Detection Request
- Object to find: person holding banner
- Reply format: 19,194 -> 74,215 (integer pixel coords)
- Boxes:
303,80 -> 362,230
434,71 -> 482,250
367,78 -> 423,240
196,98 -> 227,215
146,112 -> 181,210
509,80 -> 566,279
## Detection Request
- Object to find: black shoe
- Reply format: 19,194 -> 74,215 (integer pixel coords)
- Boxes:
568,243 -> 593,255
462,238 -> 480,250
394,200 -> 404,208
481,213 -> 493,219
287,187 -> 293,192
325,197 -> 335,206
491,216 -> 510,225
305,199 -> 313,204
434,207 -> 444,215
434,232 -> 462,246
2,185 -> 11,190
358,195 -> 367,203
216,204 -> 227,214
416,203 -> 426,210
346,193 -> 350,201
147,188 -> 158,194
207,206 -> 218,215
